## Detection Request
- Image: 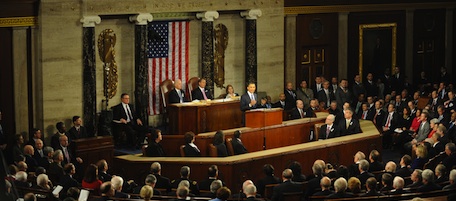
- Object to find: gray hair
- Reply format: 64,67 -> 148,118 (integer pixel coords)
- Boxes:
244,184 -> 257,195
358,159 -> 369,171
210,180 -> 223,193
145,174 -> 157,184
36,174 -> 49,187
334,177 -> 348,193
449,169 -> 456,182
422,169 -> 434,183
393,176 -> 404,189
43,146 -> 54,156
178,180 -> 190,188
16,171 -> 27,182
111,176 -> 124,190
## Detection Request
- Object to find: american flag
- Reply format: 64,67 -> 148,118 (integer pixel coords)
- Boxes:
148,21 -> 189,115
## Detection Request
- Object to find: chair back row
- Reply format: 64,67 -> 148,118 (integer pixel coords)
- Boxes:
179,137 -> 236,157
159,77 -> 200,110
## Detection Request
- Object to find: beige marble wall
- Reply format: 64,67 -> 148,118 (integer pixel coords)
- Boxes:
38,0 -> 284,131
13,28 -> 29,136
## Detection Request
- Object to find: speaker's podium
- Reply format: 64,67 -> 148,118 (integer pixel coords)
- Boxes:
245,108 -> 283,128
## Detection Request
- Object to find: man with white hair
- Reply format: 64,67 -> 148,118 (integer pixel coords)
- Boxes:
111,176 -> 130,198
244,184 -> 260,201
271,169 -> 302,201
14,171 -> 31,188
357,159 -> 375,186
434,164 -> 448,184
407,169 -> 423,188
319,114 -> 340,139
349,151 -> 365,177
36,174 -> 52,190
313,177 -> 333,196
417,169 -> 441,192
388,176 -> 407,195
443,169 -> 456,190
169,79 -> 186,104
327,177 -> 355,198
134,174 -> 160,195
150,162 -> 171,192
201,180 -> 222,198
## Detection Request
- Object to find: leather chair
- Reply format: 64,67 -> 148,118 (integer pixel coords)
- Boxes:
142,145 -> 148,156
187,77 -> 200,101
314,123 -> 324,141
159,79 -> 174,109
180,145 -> 186,157
208,144 -> 217,157
225,138 -> 234,156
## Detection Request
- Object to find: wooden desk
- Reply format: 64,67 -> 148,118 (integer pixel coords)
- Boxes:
167,99 -> 243,134
72,136 -> 114,172
114,120 -> 381,193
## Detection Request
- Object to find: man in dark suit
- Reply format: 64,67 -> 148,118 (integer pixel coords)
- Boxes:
328,101 -> 343,125
59,163 -> 80,194
244,183 -> 262,201
406,169 -> 423,188
417,169 -> 441,192
357,160 -> 375,187
312,76 -> 323,97
232,130 -> 248,155
272,93 -> 287,109
395,155 -> 412,178
284,82 -> 297,110
327,177 -> 355,198
352,74 -> 366,101
256,164 -> 280,197
241,83 -> 259,125
338,108 -> 361,136
312,177 -> 334,196
335,79 -> 352,110
112,93 -> 145,148
33,139 -> 46,165
169,79 -> 186,104
51,122 -> 66,150
191,78 -> 212,100
365,73 -> 378,98
290,100 -> 306,120
319,114 -> 340,140
171,166 -> 200,195
183,132 -> 201,157
360,177 -> 384,197
23,145 -> 39,172
151,162 -> 172,192
358,103 -> 374,120
391,66 -> 404,93
317,81 -> 335,109
304,99 -> 318,118
427,90 -> 443,117
67,116 -> 88,141
442,143 -> 456,171
97,159 -> 112,182
56,135 -> 82,166
305,162 -> 325,198
271,169 -> 302,201
373,101 -> 386,130
26,128 -> 43,148
388,176 -> 408,195
382,103 -> 400,148
199,165 -> 224,191
132,174 -> 161,196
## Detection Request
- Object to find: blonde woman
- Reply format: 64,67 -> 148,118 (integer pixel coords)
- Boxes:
411,145 -> 428,170
140,185 -> 153,201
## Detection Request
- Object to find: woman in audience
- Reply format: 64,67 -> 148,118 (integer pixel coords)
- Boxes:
183,132 -> 201,157
409,109 -> 422,132
140,185 -> 153,201
225,85 -> 238,99
347,177 -> 362,195
337,165 -> 349,180
289,161 -> 306,182
399,107 -> 413,130
427,118 -> 440,139
256,164 -> 280,197
145,129 -> 165,157
213,130 -> 228,157
82,164 -> 102,194
411,145 -> 428,170
325,163 -> 339,180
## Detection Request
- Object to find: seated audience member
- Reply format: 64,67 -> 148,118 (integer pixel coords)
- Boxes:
17,161 -> 27,172
14,171 -> 31,188
26,128 -> 44,148
211,187 -> 231,201
272,93 -> 287,109
400,107 -> 413,129
47,150 -> 65,184
192,78 -> 212,101
358,103 -> 373,120
82,164 -> 103,194
67,116 -> 88,141
232,130 -> 248,155
417,169 -> 441,192
145,129 -> 165,157
111,176 -> 130,198
57,135 -> 83,166
271,169 -> 302,201
183,132 -> 201,157
319,114 -> 340,140
289,161 -> 306,182
10,134 -> 24,164
258,97 -> 271,109
368,150 -> 384,172
442,143 -> 456,170
213,131 -> 228,157
388,176 -> 407,195
313,177 -> 333,196
140,185 -> 153,201
256,164 -> 280,197
434,164 -> 448,184
23,145 -> 38,172
60,163 -> 80,193
411,144 -> 428,170
97,159 -> 112,182
349,151 -> 365,177
346,177 -> 361,195
112,93 -> 146,148
360,177 -> 384,197
225,84 -> 239,99
244,184 -> 261,201
382,103 -> 399,149
171,166 -> 199,195
36,174 -> 52,190
51,122 -> 67,150
427,118 -> 440,139
169,79 -> 186,104
305,161 -> 325,197
380,173 -> 394,192
296,80 -> 313,109
396,155 -> 412,178
133,174 -> 160,195
357,159 -> 375,187
66,187 -> 80,200
37,146 -> 53,170
325,163 -> 339,180
404,112 -> 430,153
290,100 -> 306,120
94,181 -> 115,201
373,100 -> 385,129
23,193 -> 36,201
304,99 -> 318,117
339,108 -> 361,136
407,169 -> 423,188
328,101 -> 343,125
200,165 -> 224,191
327,177 -> 355,198
174,186 -> 190,201
201,180 -> 222,198
33,139 -> 46,163
443,169 -> 456,190
150,162 -> 172,192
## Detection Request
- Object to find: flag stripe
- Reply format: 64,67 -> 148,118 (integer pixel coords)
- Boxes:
148,21 -> 189,115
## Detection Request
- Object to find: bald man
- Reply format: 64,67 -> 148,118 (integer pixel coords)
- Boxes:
319,114 -> 340,140
23,145 -> 38,172
290,100 -> 306,120
169,79 -> 186,104
271,169 -> 302,201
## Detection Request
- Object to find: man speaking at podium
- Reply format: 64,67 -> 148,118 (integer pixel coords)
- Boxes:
241,83 -> 259,125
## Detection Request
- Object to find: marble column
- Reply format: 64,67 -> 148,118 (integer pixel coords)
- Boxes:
80,16 -> 101,136
338,12 -> 349,79
197,11 -> 219,97
12,27 -> 29,135
405,9 -> 414,83
445,9 -> 454,76
241,9 -> 262,88
129,13 -> 153,125
285,14 -> 297,86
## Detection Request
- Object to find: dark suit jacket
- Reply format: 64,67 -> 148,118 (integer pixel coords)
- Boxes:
352,82 -> 366,99
327,192 -> 356,198
369,161 -> 384,172
169,89 -> 186,104
271,180 -> 303,201
56,145 -> 76,166
183,144 -> 201,157
304,107 -> 317,118
357,171 -> 375,187
407,181 -> 423,188
67,126 -> 88,141
112,103 -> 138,123
428,98 -> 443,115
99,171 -> 113,183
417,182 -> 441,192
192,87 -> 212,100
317,89 -> 335,108
59,174 -> 80,192
145,141 -> 165,157
328,108 -> 343,125
313,189 -> 333,196
231,138 -> 248,155
215,143 -> 228,157
365,81 -> 378,98
319,124 -> 340,140
387,188 -> 408,195
171,178 -> 199,195
24,154 -> 39,172
335,87 -> 352,110
153,174 -> 172,192
374,109 -> 386,129
284,89 -> 297,110
395,167 -> 412,178
272,101 -> 286,109
442,153 -> 456,170
240,93 -> 258,111
305,175 -> 322,197
381,112 -> 400,132
257,175 -> 281,197
360,191 -> 384,197
51,133 -> 65,150
48,162 -> 64,184
338,118 -> 362,136
290,108 -> 307,120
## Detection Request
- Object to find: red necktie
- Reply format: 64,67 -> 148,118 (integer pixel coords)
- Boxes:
362,112 -> 366,119
385,114 -> 391,128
